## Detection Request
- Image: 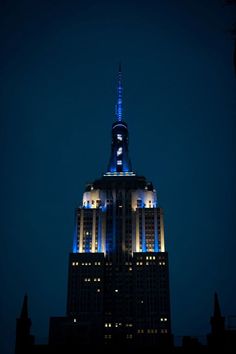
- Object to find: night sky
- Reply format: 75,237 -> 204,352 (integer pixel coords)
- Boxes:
0,1 -> 236,353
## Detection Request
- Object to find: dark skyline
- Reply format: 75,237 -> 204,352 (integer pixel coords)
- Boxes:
0,1 -> 236,354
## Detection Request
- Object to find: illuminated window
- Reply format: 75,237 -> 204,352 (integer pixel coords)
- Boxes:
76,262 -> 78,266
115,289 -> 119,293
73,318 -> 77,323
97,278 -> 101,282
126,334 -> 133,339
117,147 -> 122,156
117,160 -> 122,165
97,289 -> 101,293
72,262 -> 75,266
117,134 -> 122,141
161,329 -> 168,334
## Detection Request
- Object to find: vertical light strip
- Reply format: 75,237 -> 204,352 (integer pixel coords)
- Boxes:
97,210 -> 102,252
101,211 -> 106,255
131,211 -> 136,253
154,208 -> 159,252
135,209 -> 140,252
112,189 -> 116,252
141,208 -> 146,252
72,209 -> 77,253
79,209 -> 84,253
92,209 -> 96,252
160,208 -> 165,252
122,190 -> 126,253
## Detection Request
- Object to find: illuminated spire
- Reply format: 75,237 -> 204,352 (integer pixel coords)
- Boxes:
116,63 -> 123,121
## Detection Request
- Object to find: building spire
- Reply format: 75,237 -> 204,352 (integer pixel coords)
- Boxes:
213,292 -> 222,318
20,294 -> 29,319
116,63 -> 123,121
210,292 -> 225,335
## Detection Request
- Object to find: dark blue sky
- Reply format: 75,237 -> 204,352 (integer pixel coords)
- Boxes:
0,0 -> 235,353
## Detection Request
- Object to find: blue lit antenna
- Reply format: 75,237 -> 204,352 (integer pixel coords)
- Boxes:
116,63 -> 123,121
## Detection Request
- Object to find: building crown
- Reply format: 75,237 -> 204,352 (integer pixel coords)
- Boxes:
106,65 -> 134,176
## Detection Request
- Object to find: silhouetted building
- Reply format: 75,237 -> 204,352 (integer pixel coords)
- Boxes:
48,66 -> 172,351
207,292 -> 225,351
207,292 -> 236,353
15,294 -> 34,354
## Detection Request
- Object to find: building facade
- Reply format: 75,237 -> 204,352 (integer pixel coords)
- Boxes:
49,67 -> 172,350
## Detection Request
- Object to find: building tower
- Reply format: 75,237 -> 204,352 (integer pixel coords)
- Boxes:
49,67 -> 172,350
15,294 -> 34,354
207,292 -> 226,351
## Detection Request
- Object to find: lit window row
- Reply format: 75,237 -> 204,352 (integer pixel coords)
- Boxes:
115,323 -> 122,327
105,323 -> 112,327
84,278 -> 101,282
159,262 -> 166,266
126,334 -> 133,339
72,262 -> 101,266
137,329 -> 158,334
161,329 -> 168,334
160,317 -> 168,322
104,334 -> 112,339
136,261 -> 158,266
146,256 -> 156,260
147,329 -> 158,334
137,329 -> 144,334
125,323 -> 133,327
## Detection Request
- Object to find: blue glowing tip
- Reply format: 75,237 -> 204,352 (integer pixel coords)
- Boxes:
116,64 -> 122,121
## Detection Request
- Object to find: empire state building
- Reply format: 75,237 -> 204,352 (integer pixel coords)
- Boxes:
49,67 -> 172,350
